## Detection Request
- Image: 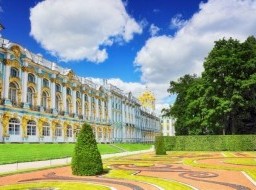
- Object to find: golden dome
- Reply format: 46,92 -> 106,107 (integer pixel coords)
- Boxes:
138,90 -> 156,110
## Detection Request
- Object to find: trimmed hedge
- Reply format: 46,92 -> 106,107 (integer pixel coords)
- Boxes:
155,136 -> 166,155
158,135 -> 256,151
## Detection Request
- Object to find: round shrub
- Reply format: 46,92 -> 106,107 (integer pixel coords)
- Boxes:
71,123 -> 103,176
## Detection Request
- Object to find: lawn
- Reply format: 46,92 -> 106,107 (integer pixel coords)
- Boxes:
115,143 -> 152,151
0,143 -> 151,164
0,182 -> 110,190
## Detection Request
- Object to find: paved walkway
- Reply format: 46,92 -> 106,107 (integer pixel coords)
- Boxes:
0,148 -> 154,174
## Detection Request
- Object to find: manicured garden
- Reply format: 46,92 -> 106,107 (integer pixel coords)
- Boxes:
0,182 -> 110,190
1,151 -> 255,190
0,143 -> 152,164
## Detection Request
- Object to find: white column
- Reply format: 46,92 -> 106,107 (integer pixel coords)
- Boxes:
95,98 -> 99,120
88,96 -> 91,120
81,93 -> 85,117
72,89 -> 76,114
108,95 -> 112,122
3,65 -> 10,100
22,71 -> 28,103
36,77 -> 42,106
102,100 -> 105,120
62,86 -> 67,111
51,80 -> 56,109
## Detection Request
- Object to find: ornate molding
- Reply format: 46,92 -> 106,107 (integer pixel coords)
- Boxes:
10,45 -> 21,58
4,59 -> 21,68
22,66 -> 36,73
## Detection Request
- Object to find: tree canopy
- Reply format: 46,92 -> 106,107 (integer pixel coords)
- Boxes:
164,36 -> 256,135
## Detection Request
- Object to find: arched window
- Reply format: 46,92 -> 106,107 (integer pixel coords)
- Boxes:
42,122 -> 50,136
27,120 -> 36,136
55,95 -> 61,112
43,78 -> 49,87
76,129 -> 80,137
66,99 -> 71,114
8,118 -> 20,135
10,67 -> 19,78
84,94 -> 88,102
76,91 -> 80,98
56,84 -> 61,92
28,73 -> 35,83
41,91 -> 48,109
67,88 -> 71,95
9,82 -> 18,104
27,87 -> 33,106
67,126 -> 72,137
76,101 -> 81,115
55,125 -> 62,137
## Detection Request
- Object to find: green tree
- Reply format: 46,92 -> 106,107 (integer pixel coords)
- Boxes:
164,74 -> 204,135
165,36 -> 256,135
202,37 -> 256,134
72,123 -> 103,176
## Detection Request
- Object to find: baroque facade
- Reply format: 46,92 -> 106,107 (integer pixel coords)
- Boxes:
161,116 -> 175,136
0,37 -> 161,143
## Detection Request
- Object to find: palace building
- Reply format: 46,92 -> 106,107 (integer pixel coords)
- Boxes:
0,37 -> 161,143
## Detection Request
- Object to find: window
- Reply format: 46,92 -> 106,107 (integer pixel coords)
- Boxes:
10,67 -> 19,77
28,73 -> 35,83
42,123 -> 50,136
27,120 -> 36,136
8,118 -> 20,135
9,82 -> 17,104
76,129 -> 80,137
76,91 -> 80,98
55,125 -> 62,137
67,88 -> 71,95
43,78 -> 49,87
55,95 -> 61,111
67,126 -> 72,137
84,94 -> 88,102
66,99 -> 71,114
76,101 -> 81,115
27,87 -> 33,106
41,91 -> 47,109
56,84 -> 61,92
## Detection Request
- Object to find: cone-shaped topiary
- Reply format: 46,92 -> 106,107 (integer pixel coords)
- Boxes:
155,136 -> 166,155
72,123 -> 103,176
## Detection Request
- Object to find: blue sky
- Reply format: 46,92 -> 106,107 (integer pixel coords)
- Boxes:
1,0 -> 256,114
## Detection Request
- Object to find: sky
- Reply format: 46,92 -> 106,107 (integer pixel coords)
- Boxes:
1,0 -> 256,115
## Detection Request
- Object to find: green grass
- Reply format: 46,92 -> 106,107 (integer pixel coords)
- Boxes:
224,158 -> 256,166
107,169 -> 192,190
115,143 -> 152,151
0,181 -> 110,190
0,143 -> 152,164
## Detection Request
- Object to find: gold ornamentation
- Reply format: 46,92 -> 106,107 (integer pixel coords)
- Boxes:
1,112 -> 12,137
67,70 -> 75,80
22,66 -> 36,73
10,45 -> 21,58
4,59 -> 21,68
38,118 -> 48,138
138,90 -> 156,110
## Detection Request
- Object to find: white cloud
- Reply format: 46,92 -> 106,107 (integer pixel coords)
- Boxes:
89,77 -> 172,115
135,0 -> 256,113
30,0 -> 142,63
170,14 -> 187,29
149,24 -> 160,36
136,1 -> 256,89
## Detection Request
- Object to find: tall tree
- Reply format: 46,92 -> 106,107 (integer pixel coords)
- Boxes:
165,36 -> 256,135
